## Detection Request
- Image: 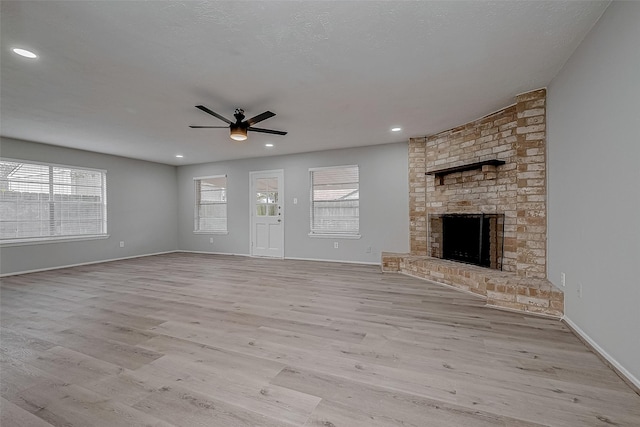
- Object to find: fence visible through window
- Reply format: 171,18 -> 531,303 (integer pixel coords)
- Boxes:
194,175 -> 227,233
310,165 -> 359,235
0,159 -> 107,242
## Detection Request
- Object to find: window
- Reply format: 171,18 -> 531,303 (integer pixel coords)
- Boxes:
194,175 -> 227,233
254,177 -> 279,217
310,165 -> 359,236
0,158 -> 107,243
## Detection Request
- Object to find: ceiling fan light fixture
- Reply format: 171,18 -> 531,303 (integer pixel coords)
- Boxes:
230,125 -> 247,141
192,106 -> 286,141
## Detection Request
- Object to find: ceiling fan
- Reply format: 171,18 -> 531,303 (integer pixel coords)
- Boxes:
190,105 -> 287,141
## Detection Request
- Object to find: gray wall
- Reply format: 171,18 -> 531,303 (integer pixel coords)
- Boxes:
0,139 -> 408,273
177,143 -> 409,263
0,137 -> 178,275
547,2 -> 640,382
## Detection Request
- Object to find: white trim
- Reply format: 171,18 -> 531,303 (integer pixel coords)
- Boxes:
0,250 -> 177,277
0,157 -> 108,241
285,256 -> 379,266
309,164 -> 360,236
0,156 -> 108,174
193,231 -> 229,235
308,233 -> 361,239
251,254 -> 285,260
176,250 -> 251,257
1,234 -> 110,247
248,168 -> 284,175
308,164 -> 359,172
178,252 -> 376,266
249,169 -> 285,258
193,175 -> 228,233
193,174 -> 227,180
180,252 -> 375,265
563,315 -> 640,391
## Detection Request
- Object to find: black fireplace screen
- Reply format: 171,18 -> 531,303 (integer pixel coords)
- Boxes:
429,213 -> 504,270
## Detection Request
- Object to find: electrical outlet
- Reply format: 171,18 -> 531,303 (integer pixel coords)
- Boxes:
560,272 -> 566,287
209,237 -> 214,244
334,242 -> 339,249
366,245 -> 372,253
577,282 -> 583,298
119,241 -> 125,248
293,197 -> 298,205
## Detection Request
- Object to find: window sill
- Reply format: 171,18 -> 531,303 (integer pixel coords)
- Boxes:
193,231 -> 229,235
308,233 -> 361,240
0,234 -> 110,247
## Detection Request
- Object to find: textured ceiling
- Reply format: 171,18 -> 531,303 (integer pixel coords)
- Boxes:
0,1 -> 609,165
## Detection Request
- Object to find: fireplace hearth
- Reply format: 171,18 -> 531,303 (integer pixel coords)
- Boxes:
429,213 -> 504,270
388,89 -> 558,315
408,89 -> 548,278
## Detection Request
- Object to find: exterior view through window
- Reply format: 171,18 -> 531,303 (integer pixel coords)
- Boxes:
0,159 -> 107,243
194,175 -> 227,233
309,165 -> 359,236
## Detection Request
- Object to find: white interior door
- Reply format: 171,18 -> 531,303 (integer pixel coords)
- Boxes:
250,170 -> 284,258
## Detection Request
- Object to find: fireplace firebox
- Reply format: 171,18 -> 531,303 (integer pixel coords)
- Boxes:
429,213 -> 504,270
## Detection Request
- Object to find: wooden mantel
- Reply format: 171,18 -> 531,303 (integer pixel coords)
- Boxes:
426,159 -> 506,184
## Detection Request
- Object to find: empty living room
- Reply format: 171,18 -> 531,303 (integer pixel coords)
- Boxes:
1,1 -> 638,426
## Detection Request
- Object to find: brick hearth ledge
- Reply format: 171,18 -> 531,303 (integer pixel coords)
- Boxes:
381,252 -> 563,317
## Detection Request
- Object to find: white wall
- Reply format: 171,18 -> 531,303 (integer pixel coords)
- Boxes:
177,143 -> 409,263
548,2 -> 640,383
0,137 -> 179,275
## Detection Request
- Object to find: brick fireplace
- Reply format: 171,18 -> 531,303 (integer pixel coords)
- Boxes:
383,89 -> 563,316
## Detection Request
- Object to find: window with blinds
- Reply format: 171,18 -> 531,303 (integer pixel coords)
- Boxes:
194,175 -> 227,233
310,165 -> 359,235
0,159 -> 107,243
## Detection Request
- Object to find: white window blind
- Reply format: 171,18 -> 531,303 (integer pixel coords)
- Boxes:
310,165 -> 359,235
0,159 -> 107,242
194,175 -> 227,233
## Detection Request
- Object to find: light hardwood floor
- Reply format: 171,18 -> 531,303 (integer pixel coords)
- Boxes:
1,253 -> 638,426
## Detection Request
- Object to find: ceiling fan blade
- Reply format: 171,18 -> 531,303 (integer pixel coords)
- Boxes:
189,125 -> 228,128
195,105 -> 233,125
245,111 -> 275,127
247,127 -> 287,136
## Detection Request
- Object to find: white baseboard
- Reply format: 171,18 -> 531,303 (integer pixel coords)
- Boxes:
0,251 -> 378,277
0,250 -> 179,277
563,315 -> 640,393
285,256 -> 380,266
178,252 -> 379,266
176,250 -> 251,257
179,252 -> 379,266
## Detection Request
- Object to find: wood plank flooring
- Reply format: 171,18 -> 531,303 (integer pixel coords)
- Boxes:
1,252 -> 638,426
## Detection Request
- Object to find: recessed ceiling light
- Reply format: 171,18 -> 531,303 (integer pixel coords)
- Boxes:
265,143 -> 274,148
12,48 -> 37,59
391,127 -> 402,132
175,154 -> 184,158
